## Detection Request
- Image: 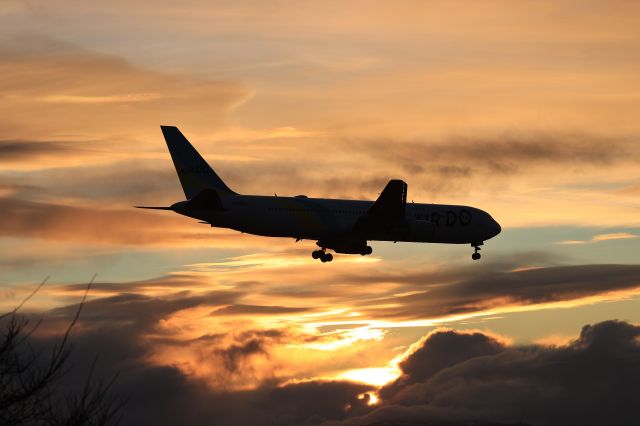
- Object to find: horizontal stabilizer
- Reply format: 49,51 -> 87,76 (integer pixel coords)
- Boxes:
134,206 -> 173,210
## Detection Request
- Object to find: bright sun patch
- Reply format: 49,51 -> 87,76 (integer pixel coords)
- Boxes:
337,366 -> 401,387
358,391 -> 381,406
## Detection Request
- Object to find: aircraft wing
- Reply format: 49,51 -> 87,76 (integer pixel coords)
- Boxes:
354,180 -> 409,238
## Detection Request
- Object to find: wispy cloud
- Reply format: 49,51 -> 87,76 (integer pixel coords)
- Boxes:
0,35 -> 249,143
35,93 -> 164,104
0,195 -> 280,248
593,232 -> 638,241
557,232 -> 637,245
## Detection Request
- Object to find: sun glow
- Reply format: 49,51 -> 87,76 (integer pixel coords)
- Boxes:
357,391 -> 380,406
305,326 -> 386,351
337,366 -> 401,387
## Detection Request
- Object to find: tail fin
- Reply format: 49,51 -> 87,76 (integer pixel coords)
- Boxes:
160,126 -> 236,199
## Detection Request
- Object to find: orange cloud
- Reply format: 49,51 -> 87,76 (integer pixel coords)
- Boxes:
0,35 -> 249,152
534,333 -> 574,347
27,258 -> 640,393
593,232 -> 638,241
0,195 -> 289,249
557,232 -> 637,245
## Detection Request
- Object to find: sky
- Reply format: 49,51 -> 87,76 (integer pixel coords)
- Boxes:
1,1 -> 640,425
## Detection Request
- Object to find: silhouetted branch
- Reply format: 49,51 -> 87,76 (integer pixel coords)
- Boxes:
0,276 -> 49,321
0,276 -> 124,425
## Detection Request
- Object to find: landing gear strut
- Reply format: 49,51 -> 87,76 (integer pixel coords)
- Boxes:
312,249 -> 333,263
471,242 -> 482,261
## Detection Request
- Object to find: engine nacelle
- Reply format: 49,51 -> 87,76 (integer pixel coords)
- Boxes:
317,238 -> 370,255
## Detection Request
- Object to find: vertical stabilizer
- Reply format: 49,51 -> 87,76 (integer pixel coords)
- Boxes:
160,126 -> 236,199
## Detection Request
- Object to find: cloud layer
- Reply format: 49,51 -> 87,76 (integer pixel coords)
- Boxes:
349,320 -> 640,426
26,295 -> 640,426
0,35 -> 248,142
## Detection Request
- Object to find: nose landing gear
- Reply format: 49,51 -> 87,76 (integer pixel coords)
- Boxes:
312,249 -> 333,263
471,242 -> 482,260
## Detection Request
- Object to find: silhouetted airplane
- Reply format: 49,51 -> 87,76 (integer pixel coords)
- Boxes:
136,126 -> 501,263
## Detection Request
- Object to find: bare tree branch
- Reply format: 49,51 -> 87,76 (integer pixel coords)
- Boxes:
0,276 -> 49,321
0,275 -> 124,425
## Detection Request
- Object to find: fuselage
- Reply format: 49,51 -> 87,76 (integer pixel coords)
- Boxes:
141,126 -> 502,261
172,194 -> 501,246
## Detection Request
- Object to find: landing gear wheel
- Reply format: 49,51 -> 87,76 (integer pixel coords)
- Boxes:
313,249 -> 333,262
471,242 -> 482,261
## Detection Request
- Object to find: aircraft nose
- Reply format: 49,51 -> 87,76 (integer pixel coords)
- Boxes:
488,217 -> 501,238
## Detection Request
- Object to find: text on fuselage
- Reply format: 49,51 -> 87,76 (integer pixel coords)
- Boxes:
414,209 -> 472,227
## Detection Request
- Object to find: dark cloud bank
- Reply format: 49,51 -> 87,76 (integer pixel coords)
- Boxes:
358,320 -> 640,426
24,269 -> 640,426
0,196 -> 209,245
259,262 -> 640,322
37,315 -> 640,426
0,140 -> 79,160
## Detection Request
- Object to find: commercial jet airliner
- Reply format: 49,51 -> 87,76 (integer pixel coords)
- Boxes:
136,126 -> 501,263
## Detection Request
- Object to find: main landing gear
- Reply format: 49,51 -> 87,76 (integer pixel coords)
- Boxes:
312,249 -> 333,263
360,246 -> 373,256
312,241 -> 372,263
471,242 -> 482,261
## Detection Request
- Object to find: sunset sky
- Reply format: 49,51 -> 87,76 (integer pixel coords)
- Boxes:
1,1 -> 640,425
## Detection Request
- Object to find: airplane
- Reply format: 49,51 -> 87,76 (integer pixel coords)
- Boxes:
136,126 -> 501,263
